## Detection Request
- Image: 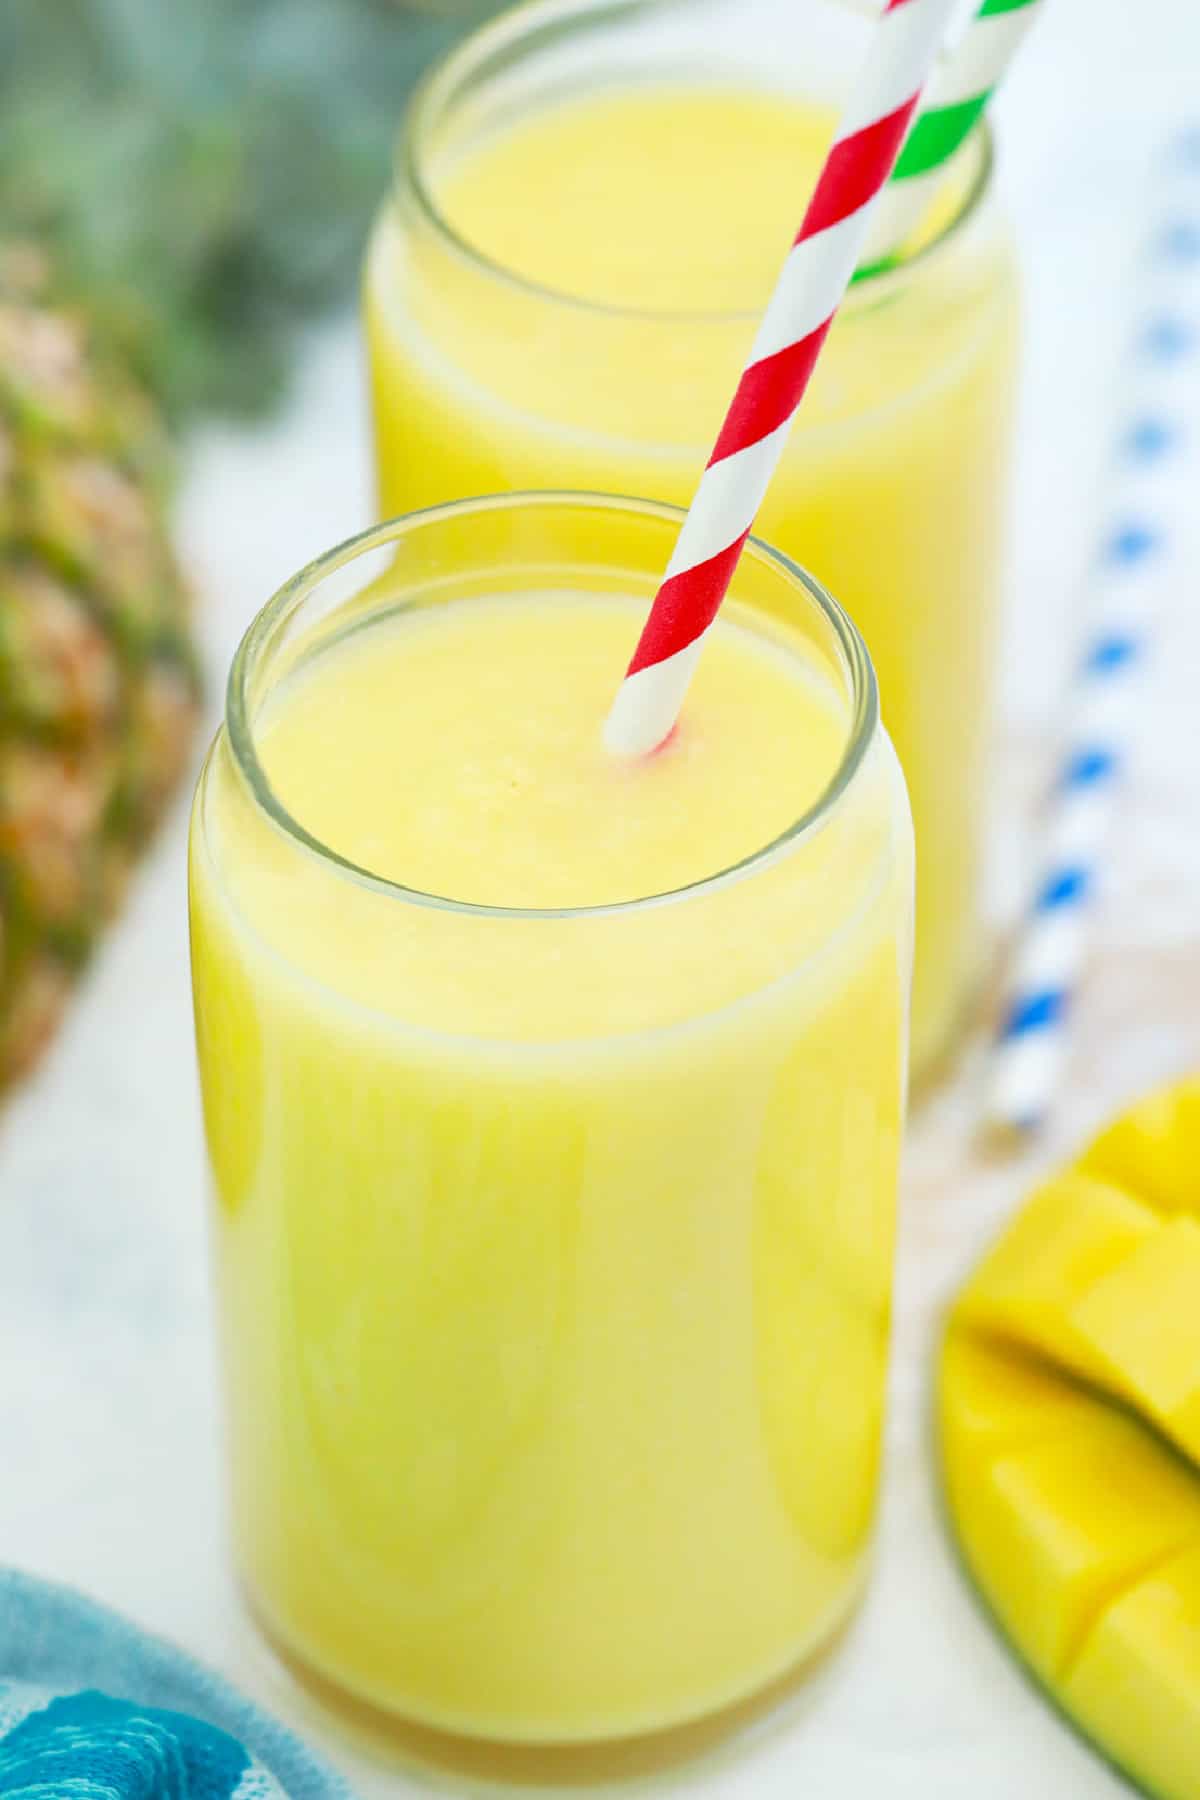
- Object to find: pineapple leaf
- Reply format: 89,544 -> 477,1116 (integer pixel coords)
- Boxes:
0,0 -> 503,419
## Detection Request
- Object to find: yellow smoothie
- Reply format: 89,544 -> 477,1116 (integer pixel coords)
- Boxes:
365,75 -> 1018,1079
189,499 -> 913,1752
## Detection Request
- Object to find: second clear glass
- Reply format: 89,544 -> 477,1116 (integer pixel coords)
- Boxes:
363,0 -> 1020,1082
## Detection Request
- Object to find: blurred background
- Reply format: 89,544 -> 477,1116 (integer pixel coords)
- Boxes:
2,2 -> 1199,1797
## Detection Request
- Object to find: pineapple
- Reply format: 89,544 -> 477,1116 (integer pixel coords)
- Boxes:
0,249 -> 199,1090
0,0 -> 508,1092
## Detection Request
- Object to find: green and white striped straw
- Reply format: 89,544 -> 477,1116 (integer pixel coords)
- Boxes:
861,0 -> 1043,270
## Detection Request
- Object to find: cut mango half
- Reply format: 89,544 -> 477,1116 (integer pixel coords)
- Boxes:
940,1076 -> 1200,1800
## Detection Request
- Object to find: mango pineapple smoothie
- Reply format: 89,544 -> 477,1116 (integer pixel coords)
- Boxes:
365,72 -> 1018,1080
189,497 -> 913,1752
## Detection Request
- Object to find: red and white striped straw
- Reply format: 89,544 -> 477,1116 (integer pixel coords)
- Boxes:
603,0 -> 962,757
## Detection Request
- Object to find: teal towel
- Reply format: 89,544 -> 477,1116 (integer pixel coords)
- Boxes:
0,1570 -> 353,1800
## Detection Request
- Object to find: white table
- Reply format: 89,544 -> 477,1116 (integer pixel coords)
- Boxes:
4,1 -> 1200,1792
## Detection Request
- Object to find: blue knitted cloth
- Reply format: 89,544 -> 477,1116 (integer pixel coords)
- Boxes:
0,1570 -> 354,1800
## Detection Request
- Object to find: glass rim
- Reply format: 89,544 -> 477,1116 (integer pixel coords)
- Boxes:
395,0 -> 996,327
224,490 -> 880,922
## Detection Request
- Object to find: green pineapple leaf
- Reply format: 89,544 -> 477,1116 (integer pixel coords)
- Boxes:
0,0 -> 505,420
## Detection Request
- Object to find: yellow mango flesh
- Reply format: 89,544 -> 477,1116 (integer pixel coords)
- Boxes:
953,1173 -> 1160,1387
940,1077 -> 1200,1797
1078,1081 -> 1200,1215
1064,1545 -> 1200,1800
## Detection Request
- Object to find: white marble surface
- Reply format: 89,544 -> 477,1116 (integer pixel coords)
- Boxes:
3,1 -> 1200,1793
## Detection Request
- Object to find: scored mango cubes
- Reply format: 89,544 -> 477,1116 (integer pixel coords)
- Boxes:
953,1172 -> 1160,1387
1066,1544 -> 1200,1800
940,1076 -> 1200,1800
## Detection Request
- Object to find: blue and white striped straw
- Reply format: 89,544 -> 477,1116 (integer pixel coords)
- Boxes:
987,129 -> 1200,1135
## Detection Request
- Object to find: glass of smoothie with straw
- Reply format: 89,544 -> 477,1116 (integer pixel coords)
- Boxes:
364,0 -> 1040,1083
191,0 -> 949,1773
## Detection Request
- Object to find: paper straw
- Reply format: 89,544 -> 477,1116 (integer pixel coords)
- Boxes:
603,0 -> 960,758
863,0 -> 1044,271
987,129 -> 1200,1135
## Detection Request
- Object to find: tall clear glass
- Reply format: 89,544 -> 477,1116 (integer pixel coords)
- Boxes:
363,0 -> 1019,1083
189,493 -> 913,1775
